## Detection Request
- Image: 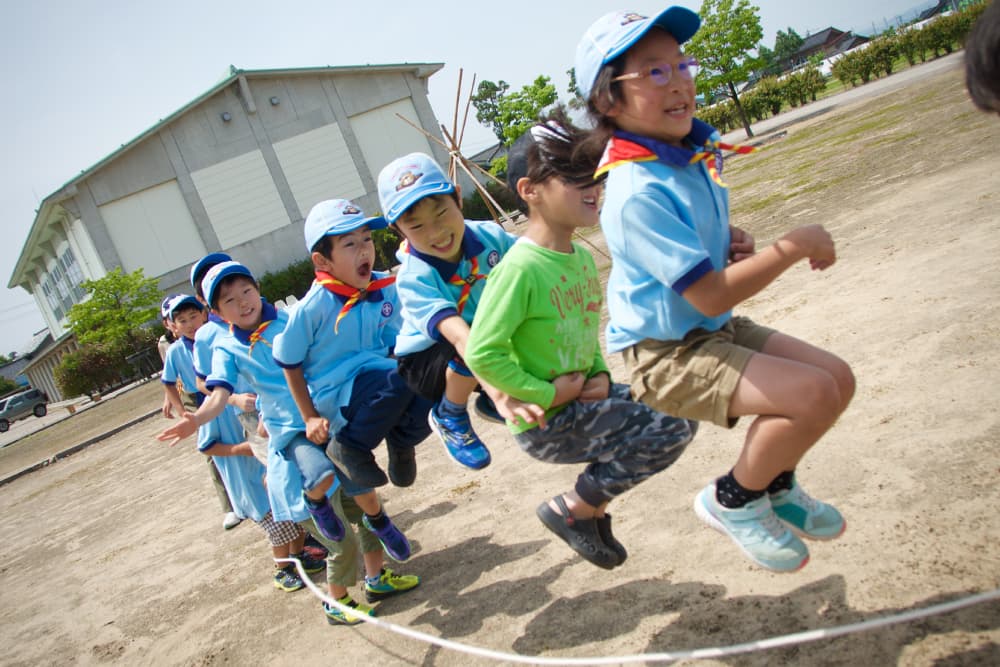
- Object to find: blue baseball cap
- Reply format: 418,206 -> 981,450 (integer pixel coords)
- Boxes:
575,7 -> 701,99
189,252 -> 233,291
161,293 -> 180,319
201,261 -> 256,308
304,198 -> 387,253
164,294 -> 204,321
377,152 -> 455,223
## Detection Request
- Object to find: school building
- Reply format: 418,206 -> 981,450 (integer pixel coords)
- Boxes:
8,63 -> 449,401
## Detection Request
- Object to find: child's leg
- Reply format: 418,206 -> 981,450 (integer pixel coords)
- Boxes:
430,365 -> 491,470
337,494 -> 421,603
286,435 -> 344,541
729,331 -> 853,490
517,385 -> 694,569
350,489 -> 411,562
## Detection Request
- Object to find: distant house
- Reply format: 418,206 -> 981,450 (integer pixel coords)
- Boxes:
1,330 -> 55,397
8,62 -> 449,400
785,28 -> 870,70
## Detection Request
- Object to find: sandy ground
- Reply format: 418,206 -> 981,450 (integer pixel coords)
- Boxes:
0,58 -> 998,666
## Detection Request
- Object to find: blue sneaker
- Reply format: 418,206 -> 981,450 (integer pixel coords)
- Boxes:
305,497 -> 344,542
428,406 -> 491,470
362,514 -> 411,562
694,482 -> 809,573
770,480 -> 846,540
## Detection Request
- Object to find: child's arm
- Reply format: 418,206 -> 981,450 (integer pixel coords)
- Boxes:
729,225 -> 756,263
162,384 -> 184,418
195,375 -> 256,412
201,441 -> 255,458
157,385 -> 231,446
684,224 -> 836,317
282,366 -> 329,446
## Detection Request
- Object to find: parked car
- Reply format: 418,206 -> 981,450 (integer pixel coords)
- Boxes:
0,388 -> 49,432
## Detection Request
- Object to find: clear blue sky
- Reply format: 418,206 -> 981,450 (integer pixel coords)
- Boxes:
1,0 -> 934,358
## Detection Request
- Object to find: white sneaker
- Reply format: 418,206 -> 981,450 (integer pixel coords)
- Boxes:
222,511 -> 243,530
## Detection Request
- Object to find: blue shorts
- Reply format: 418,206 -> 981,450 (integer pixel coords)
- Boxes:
285,433 -> 336,492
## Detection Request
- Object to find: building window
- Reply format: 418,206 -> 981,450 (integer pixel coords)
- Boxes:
60,248 -> 87,300
41,278 -> 64,321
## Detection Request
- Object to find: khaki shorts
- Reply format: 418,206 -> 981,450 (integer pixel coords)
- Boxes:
622,316 -> 775,428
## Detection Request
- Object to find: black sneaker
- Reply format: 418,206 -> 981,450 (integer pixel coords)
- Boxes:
386,444 -> 417,487
291,550 -> 326,574
474,392 -> 505,424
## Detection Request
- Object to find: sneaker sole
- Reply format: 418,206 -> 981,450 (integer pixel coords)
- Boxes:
364,582 -> 420,603
693,491 -> 809,573
274,581 -> 305,592
427,411 -> 491,471
777,516 -> 847,541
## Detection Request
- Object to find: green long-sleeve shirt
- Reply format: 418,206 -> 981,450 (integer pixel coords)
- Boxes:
465,239 -> 608,433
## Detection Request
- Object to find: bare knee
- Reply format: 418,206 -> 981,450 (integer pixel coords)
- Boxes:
795,371 -> 842,428
832,359 -> 856,411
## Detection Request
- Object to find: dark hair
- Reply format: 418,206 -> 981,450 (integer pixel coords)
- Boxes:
966,0 -> 1000,114
507,107 -> 603,215
578,60 -> 629,163
311,235 -> 334,258
210,274 -> 257,310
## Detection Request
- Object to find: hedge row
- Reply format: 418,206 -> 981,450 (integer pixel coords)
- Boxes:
698,66 -> 827,133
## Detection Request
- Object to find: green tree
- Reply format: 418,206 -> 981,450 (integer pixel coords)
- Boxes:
686,0 -> 765,137
0,376 -> 18,396
756,44 -> 778,77
566,68 -> 585,110
471,76 -> 558,146
65,267 -> 161,349
774,27 -> 805,64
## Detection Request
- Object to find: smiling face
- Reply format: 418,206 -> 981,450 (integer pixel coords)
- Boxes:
607,29 -> 695,146
392,194 -> 466,263
171,306 -> 207,340
213,276 -> 262,330
311,225 -> 376,290
526,176 -> 603,233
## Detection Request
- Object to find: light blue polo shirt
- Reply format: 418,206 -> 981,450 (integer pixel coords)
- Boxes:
206,301 -> 335,523
600,132 -> 733,352
272,272 -> 399,436
161,337 -> 201,398
394,220 -> 517,356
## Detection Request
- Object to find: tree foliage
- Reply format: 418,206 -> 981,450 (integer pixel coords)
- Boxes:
65,267 -> 162,349
471,76 -> 558,146
686,0 -> 764,137
774,27 -> 805,62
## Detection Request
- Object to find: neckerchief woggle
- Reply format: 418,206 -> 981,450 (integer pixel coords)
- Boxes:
315,270 -> 395,333
595,119 -> 754,186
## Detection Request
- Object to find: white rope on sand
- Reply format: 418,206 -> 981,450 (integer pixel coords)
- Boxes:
277,558 -> 999,665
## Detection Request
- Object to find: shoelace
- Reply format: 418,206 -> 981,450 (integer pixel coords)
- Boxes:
756,510 -> 789,540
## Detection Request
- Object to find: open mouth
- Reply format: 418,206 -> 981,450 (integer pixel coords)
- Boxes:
431,234 -> 455,254
356,261 -> 372,280
665,102 -> 690,117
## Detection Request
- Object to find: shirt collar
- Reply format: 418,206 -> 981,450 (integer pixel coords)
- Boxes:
407,223 -> 485,279
614,118 -> 717,167
231,299 -> 278,345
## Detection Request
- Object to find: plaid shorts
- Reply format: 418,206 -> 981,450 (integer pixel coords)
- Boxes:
258,511 -> 304,547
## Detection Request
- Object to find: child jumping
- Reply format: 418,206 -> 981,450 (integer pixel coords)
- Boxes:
464,112 -> 695,569
376,153 -> 518,470
574,8 -> 855,572
273,198 -> 431,558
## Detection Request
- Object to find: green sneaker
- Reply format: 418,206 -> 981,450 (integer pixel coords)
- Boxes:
323,597 -> 375,626
364,567 -> 421,603
770,480 -> 846,540
694,482 -> 809,573
273,566 -> 305,592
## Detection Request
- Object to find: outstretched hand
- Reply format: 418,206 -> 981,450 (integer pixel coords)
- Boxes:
157,412 -> 198,447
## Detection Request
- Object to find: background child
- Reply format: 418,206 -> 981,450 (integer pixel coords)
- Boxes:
275,199 -> 429,560
464,113 -> 694,569
159,294 -> 324,591
377,152 -> 517,470
966,0 -> 1000,114
159,292 -> 241,531
575,8 -> 855,572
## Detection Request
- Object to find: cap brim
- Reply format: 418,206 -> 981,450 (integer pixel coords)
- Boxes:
385,182 -> 455,222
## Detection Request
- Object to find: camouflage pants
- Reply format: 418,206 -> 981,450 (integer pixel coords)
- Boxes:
514,383 -> 696,507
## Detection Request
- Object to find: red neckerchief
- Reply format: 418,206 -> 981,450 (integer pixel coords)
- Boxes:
399,240 -> 486,315
314,270 -> 395,333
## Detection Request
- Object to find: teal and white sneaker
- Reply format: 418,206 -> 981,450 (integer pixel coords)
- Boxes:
770,480 -> 846,540
694,482 -> 809,573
